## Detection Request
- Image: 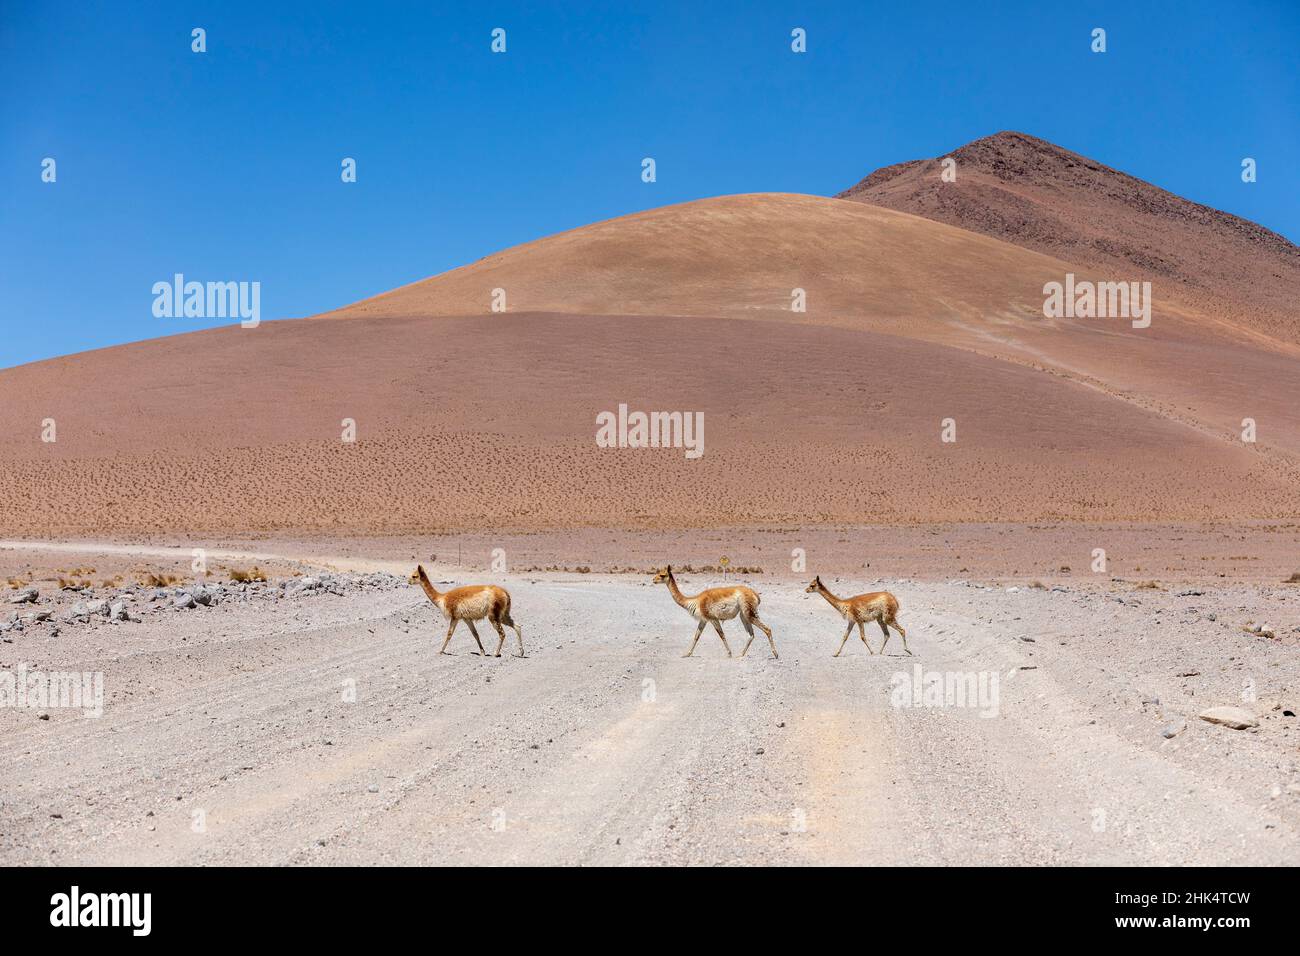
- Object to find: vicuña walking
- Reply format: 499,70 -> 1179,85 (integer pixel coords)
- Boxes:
652,565 -> 778,659
805,575 -> 910,656
415,565 -> 524,658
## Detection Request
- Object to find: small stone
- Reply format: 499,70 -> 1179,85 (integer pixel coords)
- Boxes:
1160,718 -> 1186,739
9,587 -> 38,603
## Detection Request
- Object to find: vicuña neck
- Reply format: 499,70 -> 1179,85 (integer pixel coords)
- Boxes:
665,573 -> 691,608
816,581 -> 844,610
417,571 -> 442,604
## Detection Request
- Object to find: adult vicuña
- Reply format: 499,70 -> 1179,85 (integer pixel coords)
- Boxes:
652,565 -> 778,659
805,575 -> 910,656
414,565 -> 524,658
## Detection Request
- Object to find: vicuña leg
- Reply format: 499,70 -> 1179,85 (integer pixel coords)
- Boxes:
750,614 -> 778,659
465,620 -> 487,656
857,621 -> 875,654
891,618 -> 911,656
877,618 -> 891,654
489,619 -> 507,657
440,619 -> 459,654
834,621 -> 853,657
683,620 -> 706,657
739,616 -> 757,657
509,620 -> 525,657
711,619 -> 733,657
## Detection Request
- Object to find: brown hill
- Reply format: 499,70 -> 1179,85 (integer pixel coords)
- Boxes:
837,131 -> 1300,346
2,189 -> 1297,536
316,193 -> 1086,329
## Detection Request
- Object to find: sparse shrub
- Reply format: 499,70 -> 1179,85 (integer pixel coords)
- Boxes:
229,566 -> 267,583
1284,571 -> 1300,584
1136,580 -> 1161,589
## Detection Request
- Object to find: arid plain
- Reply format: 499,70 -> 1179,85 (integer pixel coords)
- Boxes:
2,133 -> 1298,865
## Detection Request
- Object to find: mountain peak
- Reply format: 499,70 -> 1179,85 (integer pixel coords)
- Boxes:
837,132 -> 1300,345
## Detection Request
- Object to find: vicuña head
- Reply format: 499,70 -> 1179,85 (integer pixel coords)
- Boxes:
804,575 -> 822,593
652,565 -> 673,585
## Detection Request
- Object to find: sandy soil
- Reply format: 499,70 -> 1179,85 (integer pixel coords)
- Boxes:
2,549 -> 1296,866
2,309 -> 1298,535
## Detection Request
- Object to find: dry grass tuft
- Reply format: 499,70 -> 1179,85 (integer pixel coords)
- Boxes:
229,566 -> 267,583
136,571 -> 181,588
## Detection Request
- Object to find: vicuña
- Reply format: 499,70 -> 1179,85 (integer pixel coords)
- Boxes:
805,575 -> 910,656
652,565 -> 777,658
414,565 -> 524,658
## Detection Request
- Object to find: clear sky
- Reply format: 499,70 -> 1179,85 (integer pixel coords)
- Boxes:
2,0 -> 1297,368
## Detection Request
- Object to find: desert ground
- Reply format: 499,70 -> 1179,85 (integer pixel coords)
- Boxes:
1,536 -> 1298,866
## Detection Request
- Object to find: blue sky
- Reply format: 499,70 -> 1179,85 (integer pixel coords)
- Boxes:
2,0 -> 1297,368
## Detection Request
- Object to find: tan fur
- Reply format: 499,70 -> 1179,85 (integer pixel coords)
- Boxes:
805,575 -> 909,656
415,565 -> 524,658
652,565 -> 778,659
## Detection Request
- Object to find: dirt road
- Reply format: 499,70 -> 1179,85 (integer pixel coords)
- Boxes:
2,569 -> 1297,865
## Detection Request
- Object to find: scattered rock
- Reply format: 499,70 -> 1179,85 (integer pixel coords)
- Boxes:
172,592 -> 196,609
1243,622 -> 1276,639
1198,706 -> 1259,730
9,587 -> 38,603
1160,718 -> 1187,739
